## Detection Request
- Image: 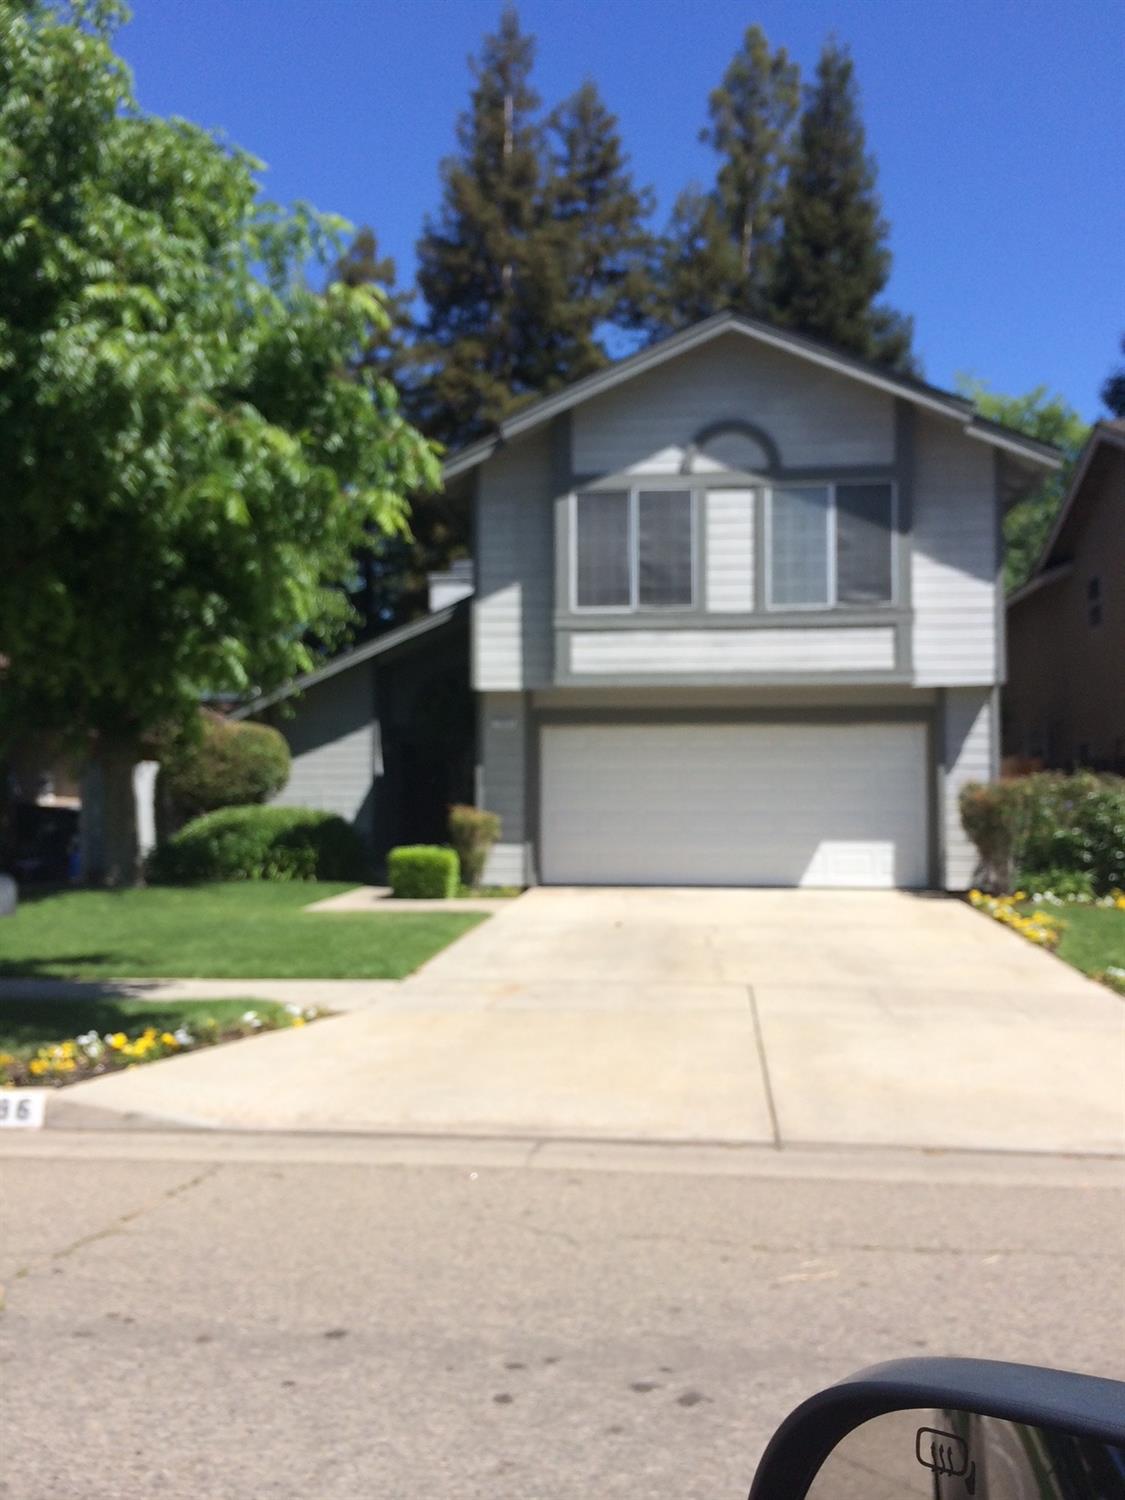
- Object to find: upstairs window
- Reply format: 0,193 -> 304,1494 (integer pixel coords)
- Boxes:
768,481 -> 894,609
574,489 -> 694,611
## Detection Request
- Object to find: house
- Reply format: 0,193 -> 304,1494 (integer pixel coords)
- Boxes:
237,311 -> 1061,890
1004,420 -> 1125,771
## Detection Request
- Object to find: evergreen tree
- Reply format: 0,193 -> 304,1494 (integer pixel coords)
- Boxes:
1102,333 -> 1125,417
647,27 -> 797,336
650,187 -> 739,332
413,5 -> 546,448
332,227 -> 415,386
770,40 -> 915,371
538,79 -> 655,381
703,25 -> 799,314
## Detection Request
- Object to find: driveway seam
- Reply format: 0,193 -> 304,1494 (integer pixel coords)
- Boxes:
747,985 -> 781,1149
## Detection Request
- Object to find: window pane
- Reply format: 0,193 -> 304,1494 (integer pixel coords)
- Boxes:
770,486 -> 829,606
638,490 -> 693,608
575,492 -> 630,607
837,482 -> 893,603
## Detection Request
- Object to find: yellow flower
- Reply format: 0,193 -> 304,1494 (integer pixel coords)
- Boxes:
108,1032 -> 127,1050
29,1058 -> 48,1076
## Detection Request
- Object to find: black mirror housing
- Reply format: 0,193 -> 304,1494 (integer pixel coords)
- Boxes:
749,1358 -> 1125,1500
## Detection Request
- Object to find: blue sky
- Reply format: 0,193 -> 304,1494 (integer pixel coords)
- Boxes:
117,0 -> 1123,418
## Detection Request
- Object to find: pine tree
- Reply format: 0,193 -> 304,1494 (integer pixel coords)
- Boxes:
1102,334 -> 1125,417
703,25 -> 799,314
770,40 -> 915,371
647,27 -> 797,336
331,227 -> 415,386
413,5 -> 546,448
537,79 -> 655,382
650,187 -> 740,332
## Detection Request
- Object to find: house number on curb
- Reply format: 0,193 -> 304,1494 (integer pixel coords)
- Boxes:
0,1091 -> 46,1129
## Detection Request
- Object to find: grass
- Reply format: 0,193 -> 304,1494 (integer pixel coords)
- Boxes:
0,883 -> 486,980
0,996 -> 290,1054
1035,902 -> 1125,988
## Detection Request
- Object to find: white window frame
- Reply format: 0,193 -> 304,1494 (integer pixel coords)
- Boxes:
765,480 -> 898,612
571,486 -> 698,613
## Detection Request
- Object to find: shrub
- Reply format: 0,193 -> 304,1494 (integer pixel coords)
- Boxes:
448,804 -> 501,889
387,845 -> 458,900
960,773 -> 1125,894
161,712 -> 290,822
148,806 -> 365,884
1014,867 -> 1096,902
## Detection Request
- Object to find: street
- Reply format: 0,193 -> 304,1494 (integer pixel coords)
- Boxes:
2,1132 -> 1123,1500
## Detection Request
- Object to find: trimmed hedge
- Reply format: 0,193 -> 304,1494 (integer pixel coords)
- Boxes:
448,804 -> 501,888
388,845 -> 458,900
149,806 -> 366,884
161,712 -> 290,822
960,772 -> 1125,893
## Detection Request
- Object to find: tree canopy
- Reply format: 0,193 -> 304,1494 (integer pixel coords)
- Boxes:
956,378 -> 1089,592
0,0 -> 440,881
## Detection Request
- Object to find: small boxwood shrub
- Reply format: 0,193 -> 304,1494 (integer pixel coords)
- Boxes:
161,712 -> 290,822
1015,867 -> 1097,901
448,804 -> 501,888
388,845 -> 458,900
960,772 -> 1125,893
149,806 -> 365,884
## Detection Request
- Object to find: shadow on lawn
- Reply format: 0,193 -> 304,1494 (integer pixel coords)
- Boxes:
0,957 -> 127,981
0,994 -> 242,1051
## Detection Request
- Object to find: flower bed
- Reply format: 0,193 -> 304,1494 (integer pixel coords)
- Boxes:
968,890 -> 1064,948
0,1004 -> 322,1088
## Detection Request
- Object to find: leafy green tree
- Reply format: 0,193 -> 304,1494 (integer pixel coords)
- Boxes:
0,0 -> 439,884
412,5 -> 546,448
332,226 -> 415,386
957,378 -> 1089,591
1101,333 -> 1125,417
771,39 -> 914,371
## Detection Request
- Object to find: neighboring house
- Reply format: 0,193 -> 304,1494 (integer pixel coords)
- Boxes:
238,310 -> 1060,890
1005,420 -> 1125,772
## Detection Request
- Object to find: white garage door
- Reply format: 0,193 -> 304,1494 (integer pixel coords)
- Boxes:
539,721 -> 929,888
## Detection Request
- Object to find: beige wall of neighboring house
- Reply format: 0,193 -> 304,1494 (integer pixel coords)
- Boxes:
1005,426 -> 1125,769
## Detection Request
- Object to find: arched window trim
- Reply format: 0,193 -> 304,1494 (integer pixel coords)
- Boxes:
680,419 -> 782,477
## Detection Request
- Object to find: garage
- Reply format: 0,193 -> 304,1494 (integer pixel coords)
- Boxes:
538,721 -> 930,888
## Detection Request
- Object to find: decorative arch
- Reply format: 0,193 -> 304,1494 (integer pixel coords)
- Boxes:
681,418 -> 780,476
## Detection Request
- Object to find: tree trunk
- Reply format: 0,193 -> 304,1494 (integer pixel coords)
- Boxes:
82,742 -> 141,887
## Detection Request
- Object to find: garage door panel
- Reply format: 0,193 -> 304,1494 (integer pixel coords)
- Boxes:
539,722 -> 928,888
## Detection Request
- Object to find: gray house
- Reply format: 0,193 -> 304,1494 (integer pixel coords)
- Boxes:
238,311 -> 1061,890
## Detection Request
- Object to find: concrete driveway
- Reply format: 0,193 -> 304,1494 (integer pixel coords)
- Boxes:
58,888 -> 1125,1155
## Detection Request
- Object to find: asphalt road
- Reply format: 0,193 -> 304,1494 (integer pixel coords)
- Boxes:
1,1133 -> 1123,1500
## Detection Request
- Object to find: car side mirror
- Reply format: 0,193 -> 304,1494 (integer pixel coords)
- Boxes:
749,1359 -> 1125,1500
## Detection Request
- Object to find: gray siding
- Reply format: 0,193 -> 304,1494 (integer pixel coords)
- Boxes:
572,332 -> 895,475
942,686 -> 995,889
704,489 -> 755,611
912,415 -> 998,685
568,625 -> 897,675
478,691 -> 528,885
473,427 -> 554,692
267,667 -> 377,835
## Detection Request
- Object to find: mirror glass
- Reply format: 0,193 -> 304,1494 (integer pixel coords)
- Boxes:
804,1409 -> 1125,1500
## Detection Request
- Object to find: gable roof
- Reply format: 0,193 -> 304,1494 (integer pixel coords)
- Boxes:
1008,420 -> 1125,607
230,599 -> 467,718
442,310 -> 1064,480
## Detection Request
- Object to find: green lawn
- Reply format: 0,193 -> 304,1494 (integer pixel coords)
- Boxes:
1039,903 -> 1125,988
0,883 -> 485,980
0,996 -> 290,1054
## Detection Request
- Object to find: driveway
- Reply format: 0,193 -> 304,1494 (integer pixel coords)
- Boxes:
56,889 -> 1125,1154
